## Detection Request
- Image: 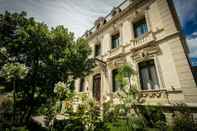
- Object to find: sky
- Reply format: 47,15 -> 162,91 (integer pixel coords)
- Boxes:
0,0 -> 197,60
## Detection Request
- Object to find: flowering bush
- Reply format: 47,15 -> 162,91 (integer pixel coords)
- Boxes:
0,63 -> 29,81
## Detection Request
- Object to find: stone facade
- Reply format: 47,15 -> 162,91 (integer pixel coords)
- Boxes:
75,0 -> 197,106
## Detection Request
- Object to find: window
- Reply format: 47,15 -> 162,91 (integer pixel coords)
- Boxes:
95,44 -> 101,57
93,74 -> 101,101
139,60 -> 159,90
133,18 -> 148,38
79,78 -> 85,92
111,33 -> 120,49
112,69 -> 122,92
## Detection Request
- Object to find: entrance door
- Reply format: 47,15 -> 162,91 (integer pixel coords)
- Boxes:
93,74 -> 101,101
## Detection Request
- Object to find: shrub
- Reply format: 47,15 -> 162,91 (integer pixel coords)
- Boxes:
171,105 -> 197,131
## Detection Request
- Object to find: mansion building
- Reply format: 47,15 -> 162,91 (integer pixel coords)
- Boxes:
75,0 -> 197,106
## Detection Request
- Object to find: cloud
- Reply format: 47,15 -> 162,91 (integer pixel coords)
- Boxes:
0,0 -> 123,37
188,32 -> 197,39
173,0 -> 197,36
173,0 -> 197,25
187,32 -> 197,58
173,0 -> 197,60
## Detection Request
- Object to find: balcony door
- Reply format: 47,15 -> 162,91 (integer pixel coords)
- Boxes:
93,74 -> 101,101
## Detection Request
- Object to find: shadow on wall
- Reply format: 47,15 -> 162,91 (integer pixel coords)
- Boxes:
192,67 -> 197,84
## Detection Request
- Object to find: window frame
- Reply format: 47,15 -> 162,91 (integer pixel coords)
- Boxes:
93,74 -> 101,101
112,68 -> 122,92
94,43 -> 101,57
111,32 -> 120,49
133,17 -> 148,38
138,60 -> 160,90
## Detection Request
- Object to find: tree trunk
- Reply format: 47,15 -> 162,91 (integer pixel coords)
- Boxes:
25,55 -> 38,124
25,86 -> 36,124
13,79 -> 16,125
25,105 -> 34,124
20,93 -> 28,124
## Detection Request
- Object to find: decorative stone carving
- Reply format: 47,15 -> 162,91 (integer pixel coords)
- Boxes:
108,57 -> 126,68
111,7 -> 122,17
114,57 -> 127,66
137,90 -> 167,103
132,10 -> 139,18
99,62 -> 107,74
131,44 -> 161,63
85,30 -> 92,37
95,57 -> 107,75
94,17 -> 107,30
129,0 -> 135,3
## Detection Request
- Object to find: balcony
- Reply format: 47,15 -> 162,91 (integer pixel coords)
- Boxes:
137,89 -> 183,105
130,32 -> 155,51
107,46 -> 124,60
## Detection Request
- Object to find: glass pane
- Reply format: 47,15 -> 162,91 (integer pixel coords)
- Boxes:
111,33 -> 120,49
134,18 -> 148,38
143,23 -> 148,33
112,69 -> 121,92
150,65 -> 159,89
95,44 -> 101,56
93,74 -> 101,101
139,60 -> 159,90
140,67 -> 150,90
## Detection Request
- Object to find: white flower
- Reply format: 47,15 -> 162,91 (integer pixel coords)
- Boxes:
54,82 -> 67,95
0,63 -> 29,81
0,47 -> 7,55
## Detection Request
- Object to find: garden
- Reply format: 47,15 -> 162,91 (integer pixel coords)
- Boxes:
0,11 -> 197,131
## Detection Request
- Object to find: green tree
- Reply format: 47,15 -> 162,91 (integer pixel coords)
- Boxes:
104,64 -> 167,131
0,63 -> 29,124
0,11 -> 94,127
116,64 -> 136,89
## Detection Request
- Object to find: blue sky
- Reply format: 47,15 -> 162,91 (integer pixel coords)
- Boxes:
173,0 -> 197,60
0,0 -> 197,59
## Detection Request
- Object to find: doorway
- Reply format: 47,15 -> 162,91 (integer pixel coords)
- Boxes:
93,74 -> 101,101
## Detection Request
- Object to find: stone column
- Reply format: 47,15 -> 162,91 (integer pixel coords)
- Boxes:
145,9 -> 152,32
119,23 -> 123,45
154,56 -> 165,89
130,21 -> 135,40
108,68 -> 113,98
122,20 -> 133,44
102,33 -> 111,55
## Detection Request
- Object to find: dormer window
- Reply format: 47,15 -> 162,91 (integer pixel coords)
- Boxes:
111,7 -> 121,17
95,17 -> 107,30
111,33 -> 120,49
95,43 -> 101,57
133,18 -> 148,38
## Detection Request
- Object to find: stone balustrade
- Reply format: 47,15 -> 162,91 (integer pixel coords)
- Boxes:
130,32 -> 155,50
107,46 -> 124,60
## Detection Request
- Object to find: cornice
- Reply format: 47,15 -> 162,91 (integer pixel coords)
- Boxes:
85,0 -> 155,41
